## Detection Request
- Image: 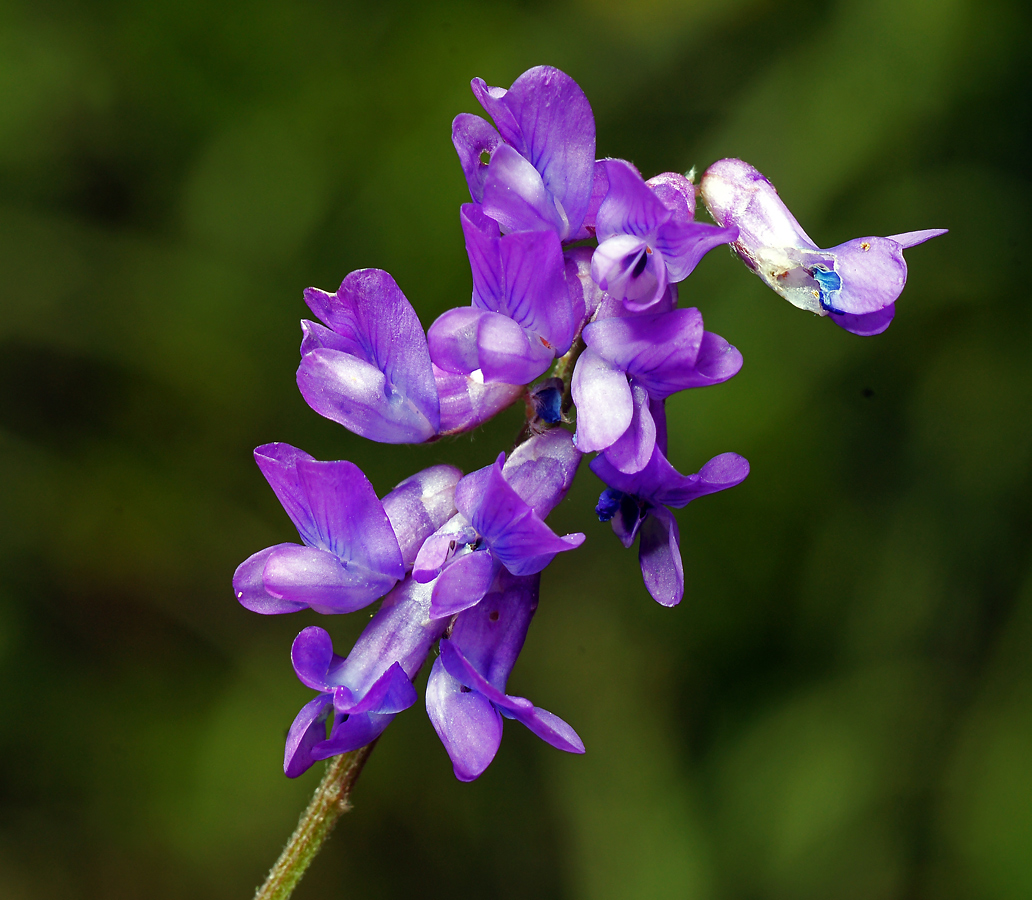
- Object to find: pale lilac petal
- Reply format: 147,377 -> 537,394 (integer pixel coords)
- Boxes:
290,626 -> 339,691
426,655 -> 503,782
503,428 -> 583,520
646,171 -> 696,220
571,348 -> 634,452
233,545 -> 308,615
482,143 -> 566,235
433,365 -> 523,435
427,306 -> 489,376
672,331 -> 743,389
596,158 -> 670,241
297,347 -> 438,444
638,507 -> 683,607
700,158 -> 818,252
602,381 -> 656,475
885,228 -> 948,248
591,233 -> 658,305
428,550 -> 500,618
412,513 -> 478,583
283,693 -> 333,777
570,161 -> 610,240
820,236 -> 908,315
295,458 -> 403,578
263,545 -> 396,614
828,304 -> 896,336
253,443 -> 319,547
476,310 -> 555,384
299,269 -> 440,442
452,113 -> 503,203
381,464 -> 462,570
582,308 -> 704,399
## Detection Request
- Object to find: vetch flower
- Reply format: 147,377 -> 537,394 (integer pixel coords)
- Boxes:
426,569 -> 584,781
591,160 -> 737,311
571,306 -> 742,473
700,158 -> 946,336
413,429 -> 583,618
453,65 -> 597,241
233,444 -> 459,614
284,576 -> 447,777
427,204 -> 574,385
591,438 -> 750,606
298,268 -> 441,442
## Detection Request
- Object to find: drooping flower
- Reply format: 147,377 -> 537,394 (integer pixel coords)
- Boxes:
427,204 -> 575,386
284,575 -> 447,777
700,158 -> 946,335
571,305 -> 742,473
297,269 -> 441,442
412,428 -> 584,618
591,437 -> 750,606
452,65 -> 597,242
591,160 -> 738,311
233,444 -> 460,615
426,569 -> 584,781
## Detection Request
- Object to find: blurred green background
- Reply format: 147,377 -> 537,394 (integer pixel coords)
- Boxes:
1,0 -> 1030,897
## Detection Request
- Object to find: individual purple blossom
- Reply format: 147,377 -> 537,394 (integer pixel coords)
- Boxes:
591,160 -> 738,311
452,65 -> 597,242
591,434 -> 750,606
284,575 -> 447,777
298,268 -> 441,442
427,204 -> 575,385
426,569 -> 584,781
700,158 -> 947,336
233,444 -> 460,615
571,305 -> 742,473
413,428 -> 583,618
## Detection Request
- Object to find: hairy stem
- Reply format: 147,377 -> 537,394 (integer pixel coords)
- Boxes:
253,741 -> 378,900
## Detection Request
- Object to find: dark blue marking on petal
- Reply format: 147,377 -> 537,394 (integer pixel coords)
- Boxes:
811,265 -> 846,313
533,385 -> 563,424
631,250 -> 649,278
596,488 -> 624,522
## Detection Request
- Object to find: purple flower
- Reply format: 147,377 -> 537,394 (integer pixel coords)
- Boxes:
233,444 -> 460,615
433,364 -> 524,435
284,575 -> 447,777
298,269 -> 440,442
452,65 -> 597,241
413,429 -> 584,618
591,160 -> 738,311
426,569 -> 584,781
591,441 -> 750,606
427,204 -> 575,385
571,306 -> 742,473
700,158 -> 946,336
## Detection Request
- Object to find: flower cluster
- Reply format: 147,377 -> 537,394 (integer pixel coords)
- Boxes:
234,66 -> 944,781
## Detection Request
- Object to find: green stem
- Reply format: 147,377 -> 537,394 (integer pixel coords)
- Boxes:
253,741 -> 378,900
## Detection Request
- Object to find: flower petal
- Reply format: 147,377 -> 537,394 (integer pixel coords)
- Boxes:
335,661 -> 417,716
596,158 -> 670,241
427,306 -> 487,376
313,712 -> 394,760
506,705 -> 585,754
482,143 -> 566,235
476,309 -> 555,384
428,549 -> 500,618
885,228 -> 948,248
655,219 -> 738,283
601,381 -> 656,475
294,458 -> 403,578
253,443 -> 320,547
503,428 -> 583,520
426,655 -> 503,782
263,544 -> 397,614
291,626 -> 340,691
571,347 -> 634,452
638,507 -> 684,607
451,113 -> 503,203
283,693 -> 333,777
381,464 -> 463,570
233,544 -> 309,615
828,304 -> 896,336
433,364 -> 523,435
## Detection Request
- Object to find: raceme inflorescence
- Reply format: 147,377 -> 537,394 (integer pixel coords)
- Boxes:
234,65 -> 945,785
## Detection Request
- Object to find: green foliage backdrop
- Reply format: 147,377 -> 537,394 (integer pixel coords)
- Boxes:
1,0 -> 1030,897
